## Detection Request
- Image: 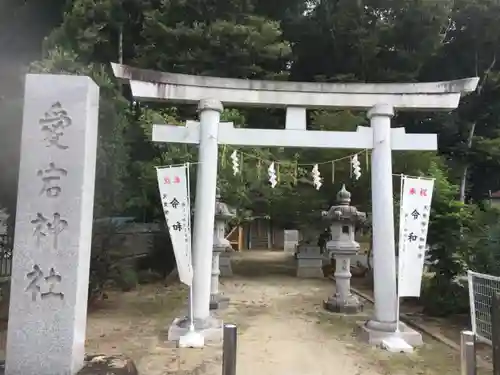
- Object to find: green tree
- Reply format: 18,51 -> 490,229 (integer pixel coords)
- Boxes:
137,11 -> 291,79
420,0 -> 500,202
421,162 -> 477,316
30,47 -> 132,217
289,0 -> 453,82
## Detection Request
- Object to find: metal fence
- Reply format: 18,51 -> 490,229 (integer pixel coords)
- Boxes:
467,270 -> 500,345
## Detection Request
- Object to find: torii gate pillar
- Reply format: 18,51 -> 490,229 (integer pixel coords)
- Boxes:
366,104 -> 398,332
190,99 -> 222,326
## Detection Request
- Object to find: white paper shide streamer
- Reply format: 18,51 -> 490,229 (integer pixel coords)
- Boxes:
351,154 -> 361,180
268,162 -> 277,188
398,177 -> 434,297
230,150 -> 239,175
156,165 -> 193,286
311,164 -> 322,190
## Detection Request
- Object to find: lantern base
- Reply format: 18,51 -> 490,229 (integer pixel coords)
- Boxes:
210,294 -> 230,310
324,294 -> 363,314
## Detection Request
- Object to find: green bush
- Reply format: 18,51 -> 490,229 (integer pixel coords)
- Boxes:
468,207 -> 500,276
115,263 -> 138,292
419,162 -> 476,316
137,269 -> 164,284
88,220 -> 127,303
421,276 -> 469,317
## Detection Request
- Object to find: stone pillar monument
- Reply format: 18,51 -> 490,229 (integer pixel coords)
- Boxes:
296,217 -> 325,278
7,74 -> 99,375
323,185 -> 366,314
284,229 -> 299,253
210,191 -> 234,310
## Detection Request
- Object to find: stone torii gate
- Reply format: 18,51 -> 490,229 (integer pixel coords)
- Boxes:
112,63 -> 478,346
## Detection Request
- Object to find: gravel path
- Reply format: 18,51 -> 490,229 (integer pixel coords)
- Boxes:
85,251 -> 464,375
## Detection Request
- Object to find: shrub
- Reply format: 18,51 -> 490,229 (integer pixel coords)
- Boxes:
419,162 -> 476,316
115,263 -> 138,292
421,276 -> 469,317
89,219 -> 128,304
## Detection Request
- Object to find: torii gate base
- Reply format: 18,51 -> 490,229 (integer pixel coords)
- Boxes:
112,63 -> 478,350
168,316 -> 223,342
358,321 -> 421,348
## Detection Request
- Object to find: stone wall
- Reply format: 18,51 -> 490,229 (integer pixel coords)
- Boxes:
92,223 -> 165,258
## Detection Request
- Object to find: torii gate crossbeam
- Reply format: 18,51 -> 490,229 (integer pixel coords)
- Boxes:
152,120 -> 438,151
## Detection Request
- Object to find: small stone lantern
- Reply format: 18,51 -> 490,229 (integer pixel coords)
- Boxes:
210,190 -> 234,310
322,184 -> 366,314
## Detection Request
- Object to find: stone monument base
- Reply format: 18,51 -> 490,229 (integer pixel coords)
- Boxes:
210,294 -> 230,310
167,316 -> 223,343
0,355 -> 139,375
296,246 -> 324,279
78,354 -> 139,375
324,294 -> 363,314
356,321 -> 423,347
322,252 -> 332,267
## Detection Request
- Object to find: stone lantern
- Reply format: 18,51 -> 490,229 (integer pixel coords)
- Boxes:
322,184 -> 366,313
210,190 -> 235,310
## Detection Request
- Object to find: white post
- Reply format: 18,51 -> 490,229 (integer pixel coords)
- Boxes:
366,103 -> 398,331
191,99 -> 222,323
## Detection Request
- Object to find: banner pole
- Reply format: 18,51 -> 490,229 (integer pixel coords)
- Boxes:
396,174 -> 405,334
188,286 -> 195,332
186,162 -> 195,332
178,162 -> 204,348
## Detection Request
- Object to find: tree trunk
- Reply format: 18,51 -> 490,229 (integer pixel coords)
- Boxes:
459,122 -> 476,203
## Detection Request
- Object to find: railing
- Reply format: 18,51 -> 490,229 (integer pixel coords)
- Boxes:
467,270 -> 500,344
467,292 -> 500,375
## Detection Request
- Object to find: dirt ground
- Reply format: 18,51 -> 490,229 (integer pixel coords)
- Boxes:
84,251 -> 488,375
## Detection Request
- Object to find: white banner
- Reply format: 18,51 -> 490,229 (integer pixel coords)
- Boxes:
398,176 -> 434,297
156,165 -> 193,286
